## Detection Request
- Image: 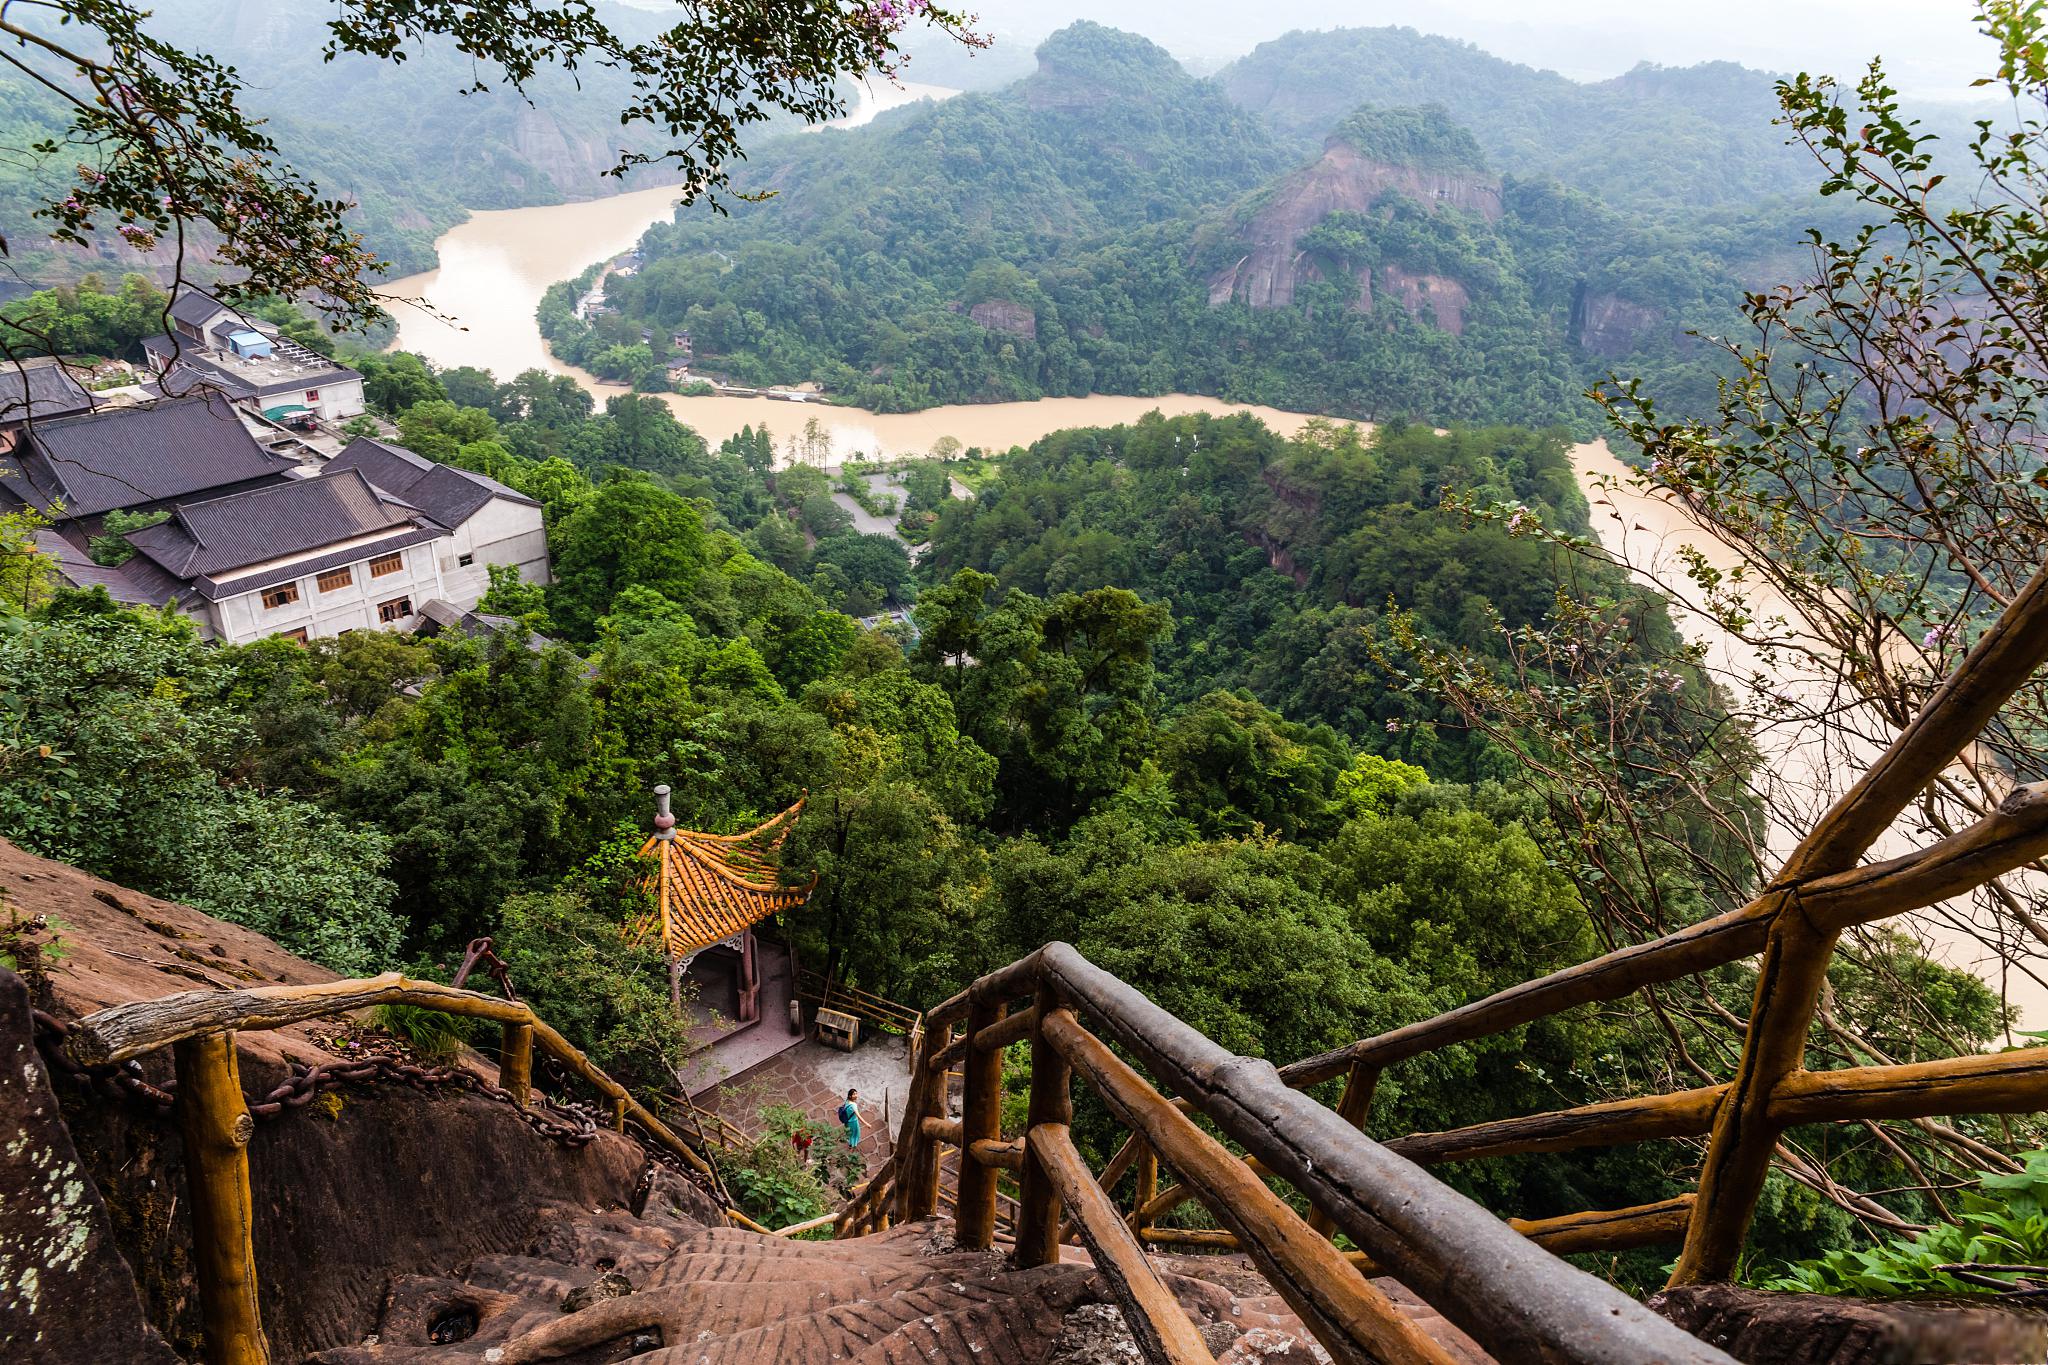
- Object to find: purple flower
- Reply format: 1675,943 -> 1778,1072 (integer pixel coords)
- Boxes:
1384,718 -> 1401,733
1922,624 -> 1952,650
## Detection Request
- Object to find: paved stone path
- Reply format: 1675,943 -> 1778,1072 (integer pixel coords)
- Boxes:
697,1035 -> 920,1175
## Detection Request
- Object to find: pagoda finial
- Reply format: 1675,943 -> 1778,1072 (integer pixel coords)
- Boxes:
653,784 -> 677,841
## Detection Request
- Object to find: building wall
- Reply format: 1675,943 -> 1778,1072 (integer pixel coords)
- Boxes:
209,539 -> 448,645
298,377 -> 365,424
432,497 -> 552,610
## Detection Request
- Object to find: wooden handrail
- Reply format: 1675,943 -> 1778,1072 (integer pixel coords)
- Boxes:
69,973 -> 718,1179
1028,1123 -> 1219,1364
1040,1005 -> 1465,1365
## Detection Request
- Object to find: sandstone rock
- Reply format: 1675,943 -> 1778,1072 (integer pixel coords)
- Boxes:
1570,287 -> 1666,359
1379,265 -> 1471,336
1206,140 -> 1496,318
0,969 -> 179,1364
559,1270 -> 633,1313
970,299 -> 1039,340
1651,1281 -> 2048,1364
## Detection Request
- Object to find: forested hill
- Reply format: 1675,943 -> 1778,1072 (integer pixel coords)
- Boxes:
0,0 -> 686,285
1218,29 -> 1812,217
570,21 -> 1890,428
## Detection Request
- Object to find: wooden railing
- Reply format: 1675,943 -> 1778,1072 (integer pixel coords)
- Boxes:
855,947 -> 1730,1365
61,972 -> 732,1365
795,967 -> 923,1037
840,565 -> 2048,1364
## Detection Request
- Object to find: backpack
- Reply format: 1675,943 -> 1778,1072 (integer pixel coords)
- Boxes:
838,1102 -> 855,1124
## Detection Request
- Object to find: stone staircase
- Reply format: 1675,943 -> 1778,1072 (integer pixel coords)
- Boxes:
305,1170 -> 1489,1364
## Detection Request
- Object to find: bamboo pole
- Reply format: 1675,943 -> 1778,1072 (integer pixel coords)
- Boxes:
498,1022 -> 532,1108
956,999 -> 1008,1250
1039,1008 -> 1459,1365
1014,984 -> 1071,1267
174,1032 -> 268,1365
1029,1124 -> 1219,1364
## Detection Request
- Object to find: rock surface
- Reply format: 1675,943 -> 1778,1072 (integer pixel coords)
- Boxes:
304,1203 -> 1365,1365
1206,140 -> 1497,320
0,968 -> 179,1364
970,299 -> 1040,340
1570,287 -> 1667,359
1651,1282 -> 2048,1364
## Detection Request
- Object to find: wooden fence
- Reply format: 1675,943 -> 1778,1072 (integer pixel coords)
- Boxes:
843,564 -> 2048,1364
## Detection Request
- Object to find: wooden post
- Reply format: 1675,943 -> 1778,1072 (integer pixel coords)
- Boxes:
1130,1139 -> 1158,1235
1029,1125 -> 1219,1364
895,1022 -> 951,1222
612,1094 -> 627,1133
1671,898 -> 1832,1283
1310,1062 -> 1376,1237
1013,984 -> 1070,1267
956,999 -> 1007,1250
498,1021 -> 532,1108
174,1032 -> 268,1365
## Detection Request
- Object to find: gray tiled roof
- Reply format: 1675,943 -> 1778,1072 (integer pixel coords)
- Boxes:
0,360 -> 94,425
4,393 -> 297,517
167,289 -> 235,329
322,437 -> 538,530
126,468 -> 423,580
415,597 -> 552,653
33,529 -> 177,608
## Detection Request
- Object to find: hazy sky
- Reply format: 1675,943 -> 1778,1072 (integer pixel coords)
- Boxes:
954,0 -> 2000,99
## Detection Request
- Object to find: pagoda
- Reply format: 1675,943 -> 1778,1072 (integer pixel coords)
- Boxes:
630,784 -> 818,1021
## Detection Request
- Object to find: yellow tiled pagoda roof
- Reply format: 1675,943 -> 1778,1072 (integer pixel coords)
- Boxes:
629,797 -> 817,959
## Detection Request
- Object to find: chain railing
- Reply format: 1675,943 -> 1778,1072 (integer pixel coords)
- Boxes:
837,566 -> 2048,1364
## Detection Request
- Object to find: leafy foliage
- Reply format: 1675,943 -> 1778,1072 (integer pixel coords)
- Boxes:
1764,1153 -> 2048,1297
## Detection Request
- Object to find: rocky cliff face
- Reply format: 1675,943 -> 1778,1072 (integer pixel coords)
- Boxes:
969,299 -> 1039,340
0,837 -> 676,1360
1206,138 -> 1498,328
1569,287 -> 1667,359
